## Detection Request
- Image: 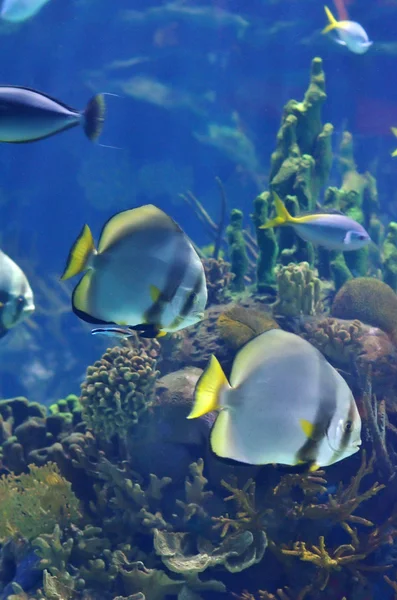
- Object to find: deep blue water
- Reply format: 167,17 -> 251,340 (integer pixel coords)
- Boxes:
1,0 -> 397,402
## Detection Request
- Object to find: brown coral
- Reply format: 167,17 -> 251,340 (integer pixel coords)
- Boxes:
202,257 -> 234,306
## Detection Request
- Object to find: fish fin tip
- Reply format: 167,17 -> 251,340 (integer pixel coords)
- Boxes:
156,330 -> 167,338
309,463 -> 321,472
72,271 -> 94,314
61,224 -> 95,281
261,192 -> 294,229
84,93 -> 106,141
300,418 -> 315,439
322,6 -> 339,33
392,149 -> 397,158
188,355 -> 229,419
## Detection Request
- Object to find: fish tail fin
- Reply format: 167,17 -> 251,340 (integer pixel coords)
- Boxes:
83,94 -> 106,141
260,192 -> 294,230
322,6 -> 339,34
61,224 -> 96,281
188,355 -> 230,419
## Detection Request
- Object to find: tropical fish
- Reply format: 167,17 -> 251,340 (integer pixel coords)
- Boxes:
61,204 -> 207,338
91,326 -> 137,339
0,86 -> 105,143
1,0 -> 50,22
260,193 -> 370,251
322,6 -> 372,54
0,250 -> 35,338
188,329 -> 361,469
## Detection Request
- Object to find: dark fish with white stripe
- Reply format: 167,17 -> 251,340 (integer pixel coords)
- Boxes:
61,204 -> 207,338
0,86 -> 105,143
0,249 -> 35,338
188,329 -> 361,469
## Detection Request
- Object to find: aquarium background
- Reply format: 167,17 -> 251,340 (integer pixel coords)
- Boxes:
2,0 -> 397,403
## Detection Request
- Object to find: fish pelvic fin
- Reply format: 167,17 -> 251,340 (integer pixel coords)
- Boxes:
188,355 -> 230,419
61,224 -> 95,281
322,6 -> 340,34
84,94 -> 106,141
260,192 -> 295,230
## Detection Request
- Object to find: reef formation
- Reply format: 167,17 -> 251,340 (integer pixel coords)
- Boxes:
3,57 -> 397,600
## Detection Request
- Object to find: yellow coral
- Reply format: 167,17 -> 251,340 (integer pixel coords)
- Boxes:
0,462 -> 80,541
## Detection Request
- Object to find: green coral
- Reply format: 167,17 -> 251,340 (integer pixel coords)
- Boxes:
79,337 -> 160,443
331,277 -> 397,344
226,209 -> 249,293
270,57 -> 333,208
251,192 -> 278,292
0,463 -> 80,541
48,394 -> 82,427
382,222 -> 397,292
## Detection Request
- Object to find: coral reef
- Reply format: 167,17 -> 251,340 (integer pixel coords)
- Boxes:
227,209 -> 249,292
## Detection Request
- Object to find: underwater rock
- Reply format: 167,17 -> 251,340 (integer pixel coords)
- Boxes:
331,278 -> 397,345
299,316 -> 397,395
79,336 -> 160,444
273,262 -> 322,318
127,367 -> 213,483
217,305 -> 278,351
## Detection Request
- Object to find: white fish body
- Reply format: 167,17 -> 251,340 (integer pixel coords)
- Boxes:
1,0 -> 51,22
189,329 -> 361,468
0,250 -> 35,336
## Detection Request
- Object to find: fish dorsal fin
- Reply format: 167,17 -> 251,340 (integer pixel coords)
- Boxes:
98,204 -> 182,253
61,224 -> 95,281
188,355 -> 230,419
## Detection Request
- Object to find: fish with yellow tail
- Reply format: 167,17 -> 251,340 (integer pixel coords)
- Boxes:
61,204 -> 207,338
260,193 -> 370,252
188,329 -> 361,469
322,6 -> 372,55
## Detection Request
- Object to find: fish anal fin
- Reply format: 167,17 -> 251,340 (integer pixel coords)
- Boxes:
72,271 -> 95,318
300,418 -> 315,439
188,355 -> 229,419
61,224 -> 95,281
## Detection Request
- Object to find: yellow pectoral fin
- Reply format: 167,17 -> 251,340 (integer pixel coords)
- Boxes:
300,418 -> 315,439
61,224 -> 95,281
188,355 -> 229,419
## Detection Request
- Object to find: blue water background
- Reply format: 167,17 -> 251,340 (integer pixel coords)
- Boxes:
1,0 -> 397,401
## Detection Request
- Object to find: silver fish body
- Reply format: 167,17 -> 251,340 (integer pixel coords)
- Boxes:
0,250 -> 35,337
293,214 -> 370,251
0,86 -> 105,143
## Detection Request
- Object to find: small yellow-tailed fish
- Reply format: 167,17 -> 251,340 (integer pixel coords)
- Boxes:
61,204 -> 207,339
0,249 -> 35,339
188,329 -> 361,469
260,193 -> 370,252
390,127 -> 397,157
322,6 -> 372,55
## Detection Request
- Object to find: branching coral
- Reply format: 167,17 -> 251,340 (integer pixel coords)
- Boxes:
0,463 -> 80,541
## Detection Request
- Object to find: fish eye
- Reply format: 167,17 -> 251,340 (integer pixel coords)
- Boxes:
344,420 -> 353,432
17,295 -> 25,304
358,234 -> 367,241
